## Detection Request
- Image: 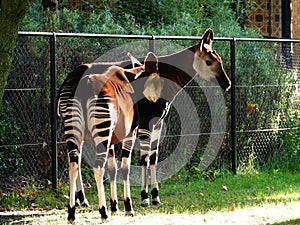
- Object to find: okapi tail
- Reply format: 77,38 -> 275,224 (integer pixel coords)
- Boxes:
56,99 -> 62,124
56,64 -> 90,124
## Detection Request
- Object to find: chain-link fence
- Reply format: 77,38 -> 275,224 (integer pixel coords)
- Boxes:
234,40 -> 300,171
0,32 -> 299,190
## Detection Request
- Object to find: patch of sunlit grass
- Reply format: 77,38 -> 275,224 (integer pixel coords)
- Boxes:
1,170 -> 300,224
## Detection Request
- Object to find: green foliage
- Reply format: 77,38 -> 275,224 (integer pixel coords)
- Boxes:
21,0 -> 251,36
0,99 -> 27,179
234,40 -> 299,170
113,0 -> 164,27
0,103 -> 24,144
14,0 -> 300,180
265,109 -> 300,172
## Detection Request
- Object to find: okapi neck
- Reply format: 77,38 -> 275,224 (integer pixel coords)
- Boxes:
158,45 -> 198,88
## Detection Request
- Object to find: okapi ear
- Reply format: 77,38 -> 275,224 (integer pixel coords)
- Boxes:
127,52 -> 142,68
124,66 -> 145,82
200,28 -> 214,52
144,52 -> 158,73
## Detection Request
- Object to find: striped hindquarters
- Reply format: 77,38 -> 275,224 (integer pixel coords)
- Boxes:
59,86 -> 85,162
86,94 -> 115,167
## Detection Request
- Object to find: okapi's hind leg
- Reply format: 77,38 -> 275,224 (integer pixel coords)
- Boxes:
121,129 -> 137,216
75,142 -> 89,207
64,98 -> 85,223
68,146 -> 80,223
93,141 -> 110,222
87,95 -> 115,221
107,145 -> 120,215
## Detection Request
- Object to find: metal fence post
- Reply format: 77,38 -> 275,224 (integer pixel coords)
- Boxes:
230,38 -> 237,174
149,35 -> 155,53
50,32 -> 58,190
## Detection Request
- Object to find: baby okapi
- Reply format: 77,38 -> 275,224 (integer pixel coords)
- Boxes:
57,52 -> 159,222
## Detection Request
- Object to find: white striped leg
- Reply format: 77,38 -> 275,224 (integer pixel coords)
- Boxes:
93,142 -> 110,222
121,130 -> 137,216
93,166 -> 107,221
107,145 -> 119,215
87,96 -> 114,221
121,157 -> 134,216
149,121 -> 163,206
139,129 -> 151,207
75,141 -> 89,207
63,98 -> 85,223
68,159 -> 78,223
141,164 -> 149,206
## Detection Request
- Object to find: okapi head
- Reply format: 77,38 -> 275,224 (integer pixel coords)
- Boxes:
193,28 -> 231,91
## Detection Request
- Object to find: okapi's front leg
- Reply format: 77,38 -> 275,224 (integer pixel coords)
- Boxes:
149,121 -> 163,206
139,122 -> 163,207
107,145 -> 119,215
121,130 -> 137,216
139,128 -> 151,207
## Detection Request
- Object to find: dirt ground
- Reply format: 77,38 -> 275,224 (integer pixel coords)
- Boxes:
1,201 -> 300,225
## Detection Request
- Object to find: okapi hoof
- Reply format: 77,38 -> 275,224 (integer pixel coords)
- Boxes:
125,210 -> 135,217
99,206 -> 109,221
80,199 -> 90,207
152,198 -> 163,206
124,198 -> 134,217
75,191 -> 89,207
110,199 -> 119,216
141,198 -> 150,207
151,188 -> 162,206
141,190 -> 149,207
67,205 -> 76,223
111,210 -> 120,216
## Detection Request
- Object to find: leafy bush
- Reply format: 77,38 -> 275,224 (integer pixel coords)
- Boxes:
6,0 -> 297,184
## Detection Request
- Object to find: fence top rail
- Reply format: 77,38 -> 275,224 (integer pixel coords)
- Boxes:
18,31 -> 300,43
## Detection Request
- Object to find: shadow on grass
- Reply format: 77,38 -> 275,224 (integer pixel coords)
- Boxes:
0,215 -> 28,224
271,218 -> 300,225
0,211 -> 52,225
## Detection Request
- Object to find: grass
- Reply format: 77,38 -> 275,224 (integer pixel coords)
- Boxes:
1,169 -> 300,216
147,171 -> 300,214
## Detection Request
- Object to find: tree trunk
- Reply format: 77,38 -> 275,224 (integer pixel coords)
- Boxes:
0,0 -> 31,113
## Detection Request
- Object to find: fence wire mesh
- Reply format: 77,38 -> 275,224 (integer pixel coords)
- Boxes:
0,33 -> 299,190
234,41 -> 299,170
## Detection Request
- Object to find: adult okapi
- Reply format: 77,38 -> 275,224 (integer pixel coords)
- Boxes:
58,28 -> 230,222
126,28 -> 231,207
57,52 -> 159,222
